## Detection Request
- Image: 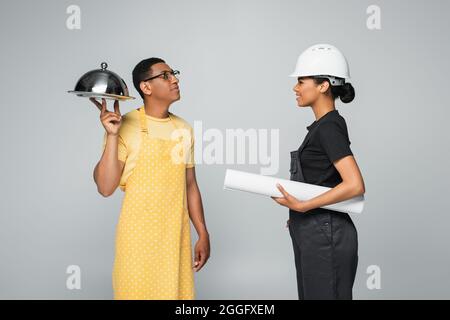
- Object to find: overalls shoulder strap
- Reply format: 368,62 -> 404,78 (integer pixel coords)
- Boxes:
290,120 -> 326,182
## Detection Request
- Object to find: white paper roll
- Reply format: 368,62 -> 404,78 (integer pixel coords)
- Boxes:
223,169 -> 364,214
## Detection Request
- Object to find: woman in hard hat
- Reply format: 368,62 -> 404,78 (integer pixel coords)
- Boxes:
272,44 -> 366,300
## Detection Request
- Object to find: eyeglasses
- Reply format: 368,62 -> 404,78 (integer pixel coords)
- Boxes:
143,70 -> 180,82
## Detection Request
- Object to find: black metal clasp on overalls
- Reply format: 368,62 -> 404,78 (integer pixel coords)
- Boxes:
289,151 -> 297,179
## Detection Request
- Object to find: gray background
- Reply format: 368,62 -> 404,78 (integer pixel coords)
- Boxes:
0,0 -> 449,299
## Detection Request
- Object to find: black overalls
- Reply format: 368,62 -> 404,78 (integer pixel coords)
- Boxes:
287,110 -> 359,300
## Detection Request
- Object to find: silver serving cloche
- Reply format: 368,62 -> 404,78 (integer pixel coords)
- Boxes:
68,62 -> 135,100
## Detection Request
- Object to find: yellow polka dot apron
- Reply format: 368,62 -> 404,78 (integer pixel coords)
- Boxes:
112,106 -> 194,300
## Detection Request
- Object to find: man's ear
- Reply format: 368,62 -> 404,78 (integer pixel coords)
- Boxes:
140,81 -> 152,97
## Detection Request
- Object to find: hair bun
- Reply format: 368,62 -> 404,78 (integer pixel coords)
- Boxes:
339,82 -> 355,103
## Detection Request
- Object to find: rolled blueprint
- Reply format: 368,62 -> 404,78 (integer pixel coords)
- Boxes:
223,169 -> 364,214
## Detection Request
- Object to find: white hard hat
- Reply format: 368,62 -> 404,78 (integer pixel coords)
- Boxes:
289,44 -> 350,86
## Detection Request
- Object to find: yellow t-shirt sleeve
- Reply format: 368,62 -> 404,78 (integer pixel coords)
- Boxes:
101,132 -> 128,162
186,126 -> 195,168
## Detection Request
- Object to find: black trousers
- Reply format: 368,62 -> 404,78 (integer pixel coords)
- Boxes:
288,208 -> 358,300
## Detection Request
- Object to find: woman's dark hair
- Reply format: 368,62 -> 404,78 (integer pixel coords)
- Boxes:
312,77 -> 355,103
132,57 -> 165,100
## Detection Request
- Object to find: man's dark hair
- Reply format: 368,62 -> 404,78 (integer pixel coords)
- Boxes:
132,57 -> 165,100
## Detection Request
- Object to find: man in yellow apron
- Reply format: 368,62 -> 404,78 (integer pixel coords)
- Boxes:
91,57 -> 210,300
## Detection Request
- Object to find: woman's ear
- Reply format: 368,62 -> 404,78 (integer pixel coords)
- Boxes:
140,81 -> 152,97
319,81 -> 330,94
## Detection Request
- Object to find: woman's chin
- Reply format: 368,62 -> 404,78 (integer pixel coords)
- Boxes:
296,97 -> 305,107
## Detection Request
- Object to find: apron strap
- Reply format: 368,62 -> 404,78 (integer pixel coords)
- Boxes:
138,106 -> 148,135
167,113 -> 180,131
138,106 -> 182,139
